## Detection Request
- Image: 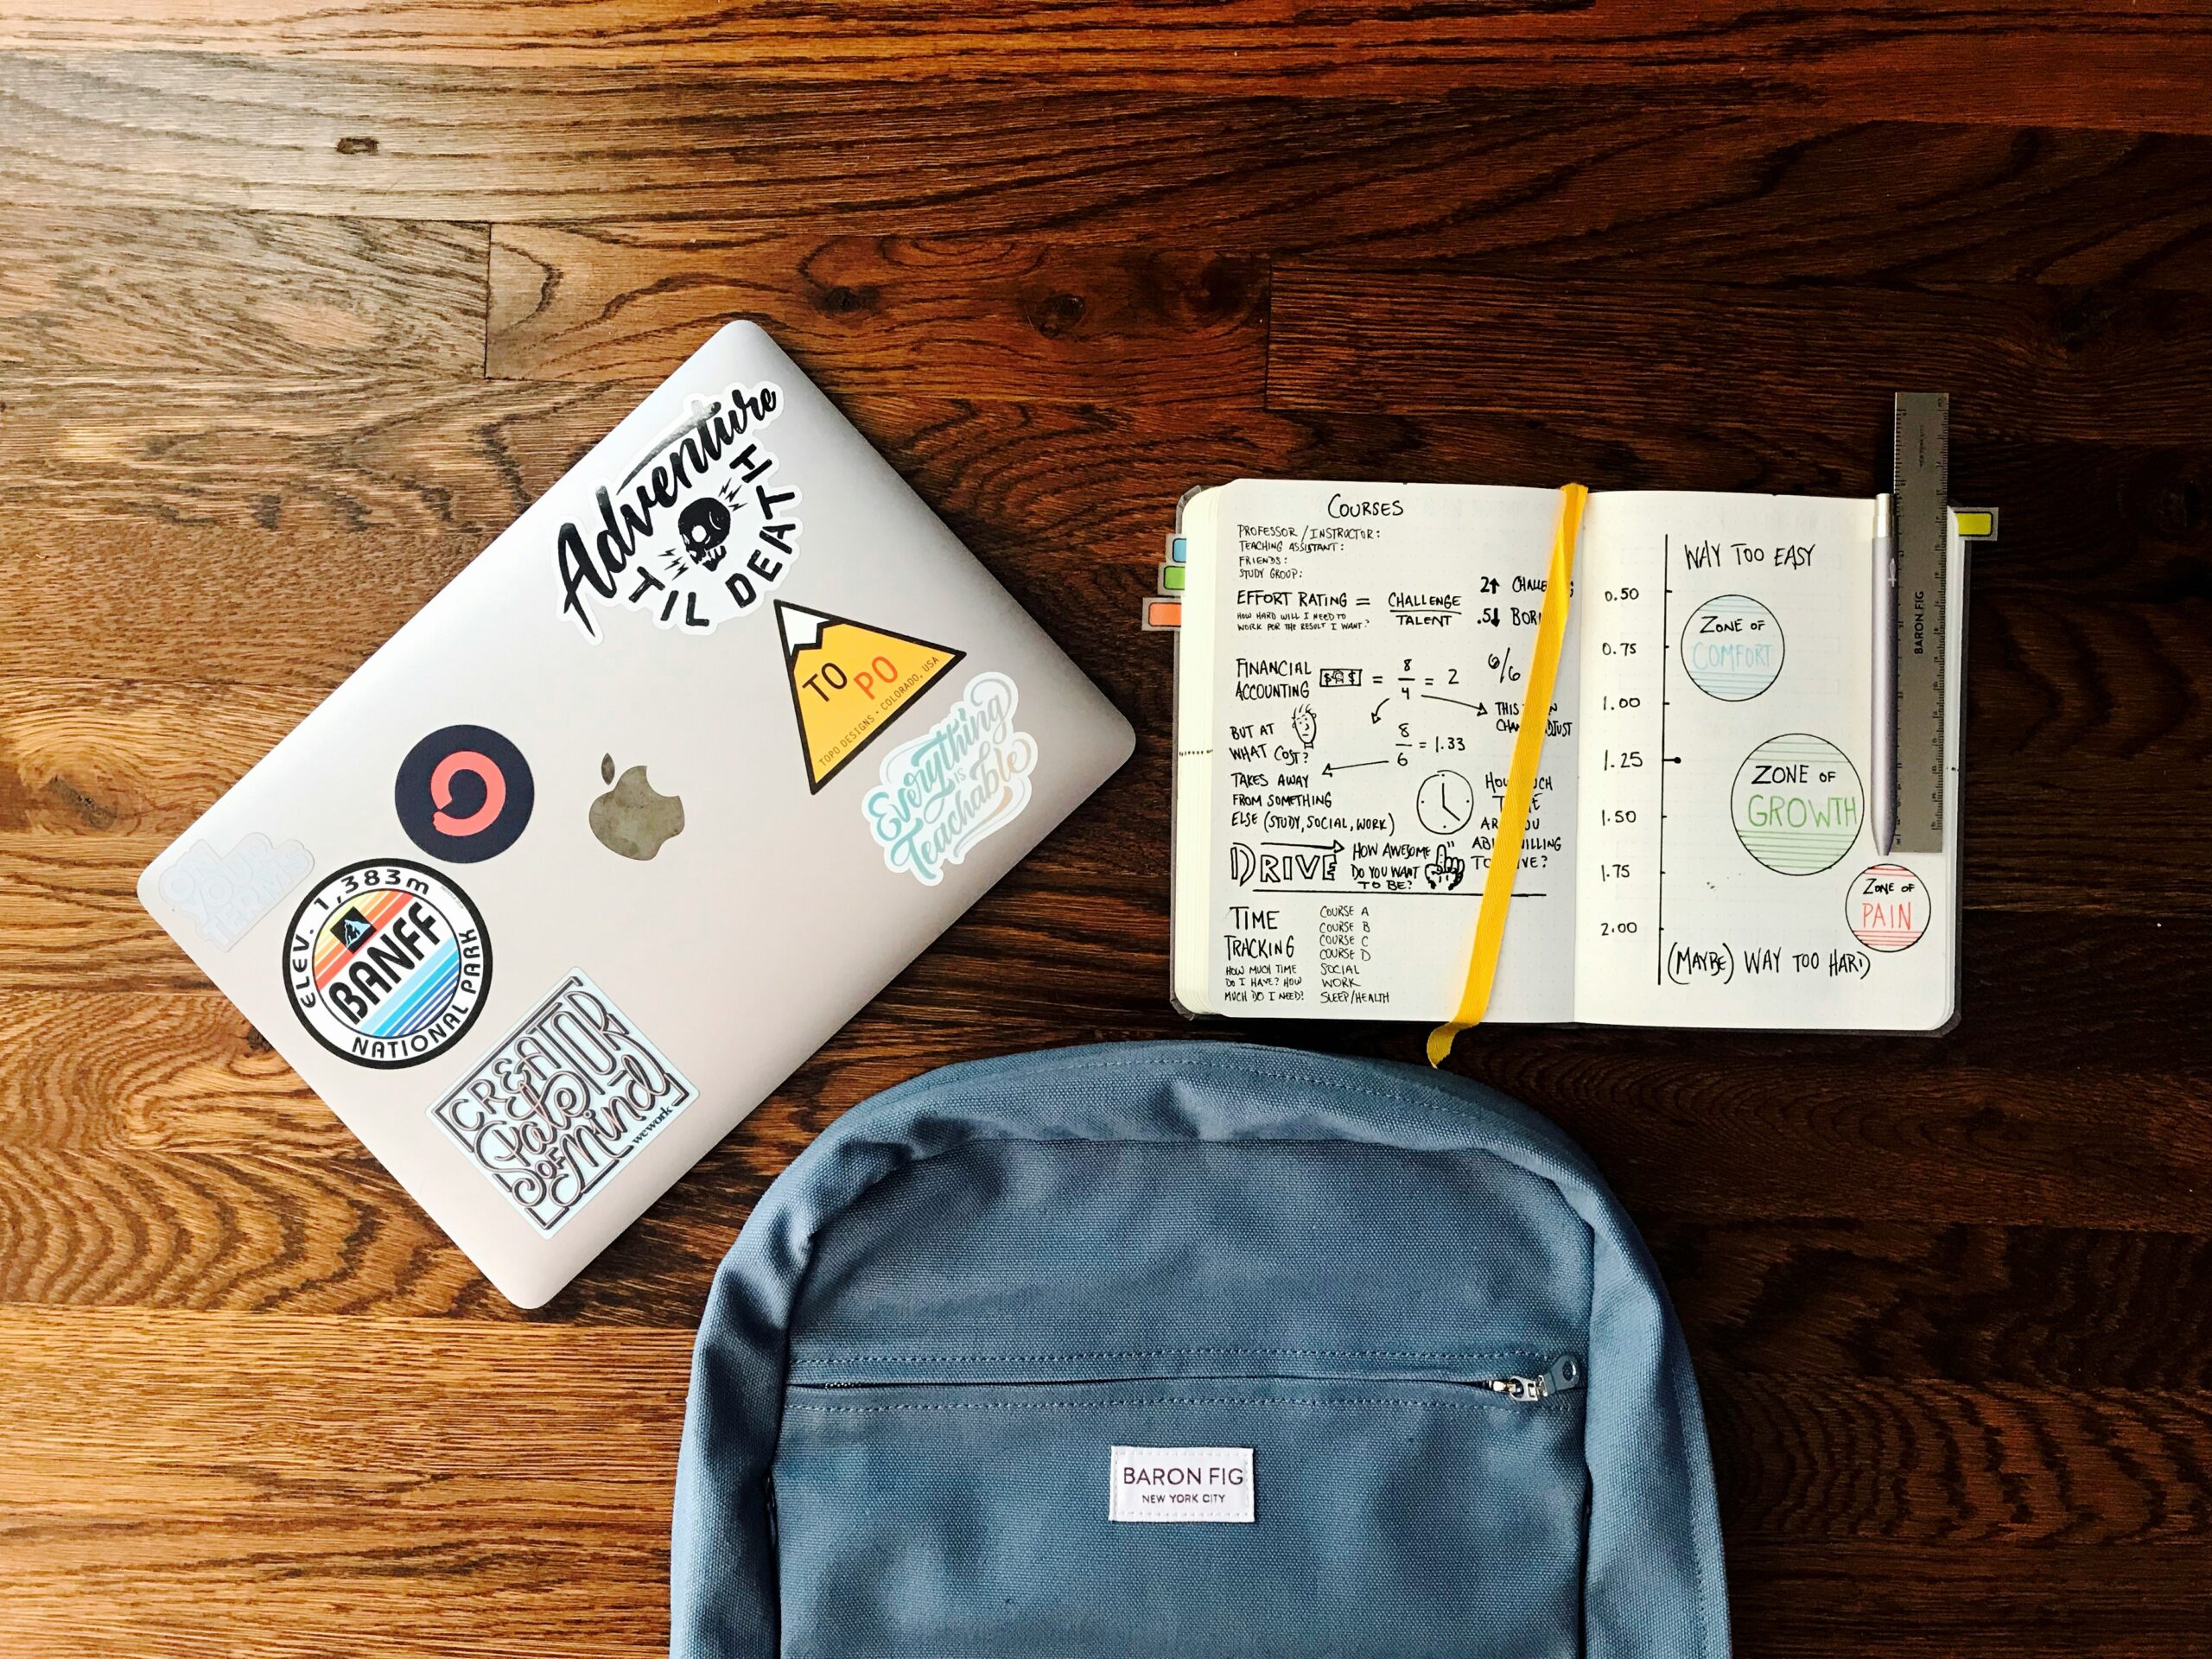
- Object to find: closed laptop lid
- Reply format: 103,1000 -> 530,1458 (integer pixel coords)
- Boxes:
139,322 -> 1133,1307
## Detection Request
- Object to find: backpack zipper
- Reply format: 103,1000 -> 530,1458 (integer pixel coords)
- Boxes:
1471,1355 -> 1583,1402
791,1354 -> 1586,1400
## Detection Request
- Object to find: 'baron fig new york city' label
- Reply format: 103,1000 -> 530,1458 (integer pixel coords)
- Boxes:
1109,1446 -> 1255,1523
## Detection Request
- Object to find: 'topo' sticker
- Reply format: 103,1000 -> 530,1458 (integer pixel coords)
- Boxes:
777,601 -> 963,792
865,671 -> 1038,885
283,860 -> 492,1069
395,724 -> 535,863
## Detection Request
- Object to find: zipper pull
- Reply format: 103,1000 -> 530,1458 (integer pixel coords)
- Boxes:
1484,1356 -> 1584,1402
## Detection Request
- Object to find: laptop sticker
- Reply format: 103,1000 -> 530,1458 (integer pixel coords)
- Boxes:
156,832 -> 315,950
554,384 -> 804,640
281,860 -> 492,1069
394,724 -> 535,863
864,671 -> 1039,885
775,601 -> 964,792
429,969 -> 698,1235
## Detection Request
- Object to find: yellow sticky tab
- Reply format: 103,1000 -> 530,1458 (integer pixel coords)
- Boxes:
1428,484 -> 1587,1065
1953,508 -> 1996,538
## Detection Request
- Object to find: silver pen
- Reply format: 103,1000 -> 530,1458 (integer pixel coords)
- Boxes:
1871,492 -> 1896,856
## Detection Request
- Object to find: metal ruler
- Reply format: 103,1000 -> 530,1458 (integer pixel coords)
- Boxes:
1891,391 -> 1949,853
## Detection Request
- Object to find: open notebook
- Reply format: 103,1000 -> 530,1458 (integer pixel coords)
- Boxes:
1170,480 -> 1966,1032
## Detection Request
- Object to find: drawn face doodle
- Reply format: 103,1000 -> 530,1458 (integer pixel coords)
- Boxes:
678,496 -> 732,573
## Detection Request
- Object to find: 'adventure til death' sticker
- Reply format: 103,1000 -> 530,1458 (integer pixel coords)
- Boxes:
555,383 -> 802,640
430,969 -> 697,1235
864,671 -> 1038,885
777,601 -> 963,792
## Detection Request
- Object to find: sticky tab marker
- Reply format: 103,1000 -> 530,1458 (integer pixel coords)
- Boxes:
1143,598 -> 1182,631
1427,483 -> 1587,1065
1169,536 -> 1189,564
1954,507 -> 1998,540
1160,564 -> 1186,594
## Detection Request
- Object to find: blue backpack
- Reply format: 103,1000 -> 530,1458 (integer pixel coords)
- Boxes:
672,1042 -> 1729,1658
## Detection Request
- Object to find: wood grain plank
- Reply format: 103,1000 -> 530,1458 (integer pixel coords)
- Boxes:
10,377 -> 2197,567
487,233 -> 1264,398
1656,1220 -> 2212,1391
2,4 -> 2210,131
0,899 -> 2207,1324
1704,1375 -> 2212,1544
10,54 -> 2212,245
0,1307 -> 678,1657
0,1306 -> 2207,1659
1729,1541 -> 2212,1657
1270,266 -> 2212,445
477,128 -> 2212,305
0,207 -> 485,375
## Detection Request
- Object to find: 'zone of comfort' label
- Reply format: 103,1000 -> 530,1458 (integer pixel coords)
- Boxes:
1109,1446 -> 1255,1523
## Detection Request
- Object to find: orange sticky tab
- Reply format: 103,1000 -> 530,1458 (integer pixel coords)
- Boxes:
1143,598 -> 1183,630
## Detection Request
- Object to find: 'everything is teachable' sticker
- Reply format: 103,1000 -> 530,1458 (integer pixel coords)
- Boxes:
864,671 -> 1038,885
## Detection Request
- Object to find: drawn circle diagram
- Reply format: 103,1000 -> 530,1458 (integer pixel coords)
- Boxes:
1732,734 -> 1863,875
1681,594 -> 1785,700
1416,769 -> 1476,836
1847,862 -> 1930,952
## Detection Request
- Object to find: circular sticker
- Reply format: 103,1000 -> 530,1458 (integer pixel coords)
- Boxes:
282,859 -> 492,1069
1681,594 -> 1785,700
1847,862 -> 1930,951
395,725 -> 534,862
1731,734 -> 1863,875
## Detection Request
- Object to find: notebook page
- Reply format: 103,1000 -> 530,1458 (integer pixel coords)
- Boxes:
1574,492 -> 1959,1029
1187,479 -> 1580,1021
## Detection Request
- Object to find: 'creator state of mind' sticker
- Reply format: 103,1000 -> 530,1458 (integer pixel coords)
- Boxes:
429,969 -> 696,1236
554,382 -> 802,640
282,860 -> 492,1069
865,671 -> 1038,885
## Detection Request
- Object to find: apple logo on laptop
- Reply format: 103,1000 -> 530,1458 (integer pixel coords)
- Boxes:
588,753 -> 685,861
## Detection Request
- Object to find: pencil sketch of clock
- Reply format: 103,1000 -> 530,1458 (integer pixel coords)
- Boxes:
1416,769 -> 1476,836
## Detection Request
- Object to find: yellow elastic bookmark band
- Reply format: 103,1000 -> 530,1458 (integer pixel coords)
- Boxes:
1428,483 -> 1588,1066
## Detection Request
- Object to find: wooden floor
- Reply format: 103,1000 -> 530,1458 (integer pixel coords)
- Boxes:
3,4 -> 2211,1655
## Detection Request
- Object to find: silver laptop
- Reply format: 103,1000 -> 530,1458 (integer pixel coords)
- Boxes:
139,322 -> 1133,1306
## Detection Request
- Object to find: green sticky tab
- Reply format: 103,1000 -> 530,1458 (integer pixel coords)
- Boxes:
1160,564 -> 1186,593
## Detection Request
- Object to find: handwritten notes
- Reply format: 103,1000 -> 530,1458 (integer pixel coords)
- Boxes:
1173,481 -> 1961,1033
1176,481 -> 1579,1022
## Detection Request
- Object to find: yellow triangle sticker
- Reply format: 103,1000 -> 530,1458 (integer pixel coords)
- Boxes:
776,602 -> 966,791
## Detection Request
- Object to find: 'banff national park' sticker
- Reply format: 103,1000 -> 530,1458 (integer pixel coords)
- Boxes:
864,671 -> 1039,886
282,860 -> 492,1069
429,969 -> 697,1235
553,382 -> 802,640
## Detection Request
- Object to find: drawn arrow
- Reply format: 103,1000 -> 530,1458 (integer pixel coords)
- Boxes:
1262,839 -> 1346,855
1324,760 -> 1389,775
